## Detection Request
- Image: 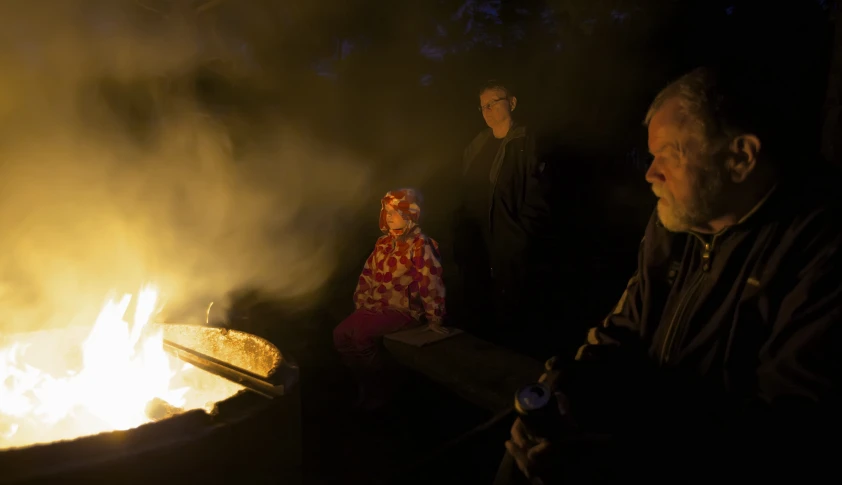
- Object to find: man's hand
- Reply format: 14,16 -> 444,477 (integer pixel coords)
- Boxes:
505,417 -> 557,482
538,356 -> 564,389
505,415 -> 614,483
427,321 -> 450,334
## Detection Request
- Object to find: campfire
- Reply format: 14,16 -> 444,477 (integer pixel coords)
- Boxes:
0,285 -> 244,450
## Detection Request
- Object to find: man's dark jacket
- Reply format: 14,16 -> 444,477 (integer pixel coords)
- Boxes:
454,124 -> 554,290
562,170 -> 842,482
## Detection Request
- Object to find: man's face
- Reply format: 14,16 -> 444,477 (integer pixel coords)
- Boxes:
385,206 -> 408,230
479,88 -> 513,129
646,97 -> 728,233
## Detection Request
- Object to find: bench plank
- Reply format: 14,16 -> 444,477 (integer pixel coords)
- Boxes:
384,331 -> 544,413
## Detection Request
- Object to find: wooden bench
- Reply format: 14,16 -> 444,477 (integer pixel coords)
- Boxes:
383,330 -> 544,414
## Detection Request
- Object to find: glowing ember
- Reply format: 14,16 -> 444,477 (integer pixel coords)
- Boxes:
0,284 -> 243,450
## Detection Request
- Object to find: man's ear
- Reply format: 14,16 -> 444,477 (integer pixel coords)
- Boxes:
509,96 -> 517,111
726,134 -> 761,183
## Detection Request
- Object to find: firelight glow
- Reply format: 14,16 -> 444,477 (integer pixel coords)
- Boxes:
0,284 -> 243,450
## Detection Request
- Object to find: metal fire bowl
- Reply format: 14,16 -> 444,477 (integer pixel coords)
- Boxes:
156,322 -> 300,396
156,323 -> 288,378
0,324 -> 302,485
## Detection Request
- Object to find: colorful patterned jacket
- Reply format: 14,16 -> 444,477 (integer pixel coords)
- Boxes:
353,189 -> 446,323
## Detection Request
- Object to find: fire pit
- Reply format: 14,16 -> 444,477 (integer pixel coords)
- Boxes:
0,286 -> 302,484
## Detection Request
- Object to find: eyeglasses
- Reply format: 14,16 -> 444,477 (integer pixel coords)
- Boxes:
478,98 -> 507,112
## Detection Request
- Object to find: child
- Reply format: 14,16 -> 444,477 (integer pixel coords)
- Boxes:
333,188 -> 447,410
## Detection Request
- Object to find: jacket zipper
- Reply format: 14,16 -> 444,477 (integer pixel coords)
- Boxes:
659,235 -> 716,364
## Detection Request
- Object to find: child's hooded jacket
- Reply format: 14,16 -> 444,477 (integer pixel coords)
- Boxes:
353,189 -> 446,323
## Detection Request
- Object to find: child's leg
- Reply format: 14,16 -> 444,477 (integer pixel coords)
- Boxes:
332,309 -> 416,407
333,309 -> 416,369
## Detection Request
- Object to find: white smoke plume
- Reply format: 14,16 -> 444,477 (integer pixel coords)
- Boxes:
0,0 -> 371,332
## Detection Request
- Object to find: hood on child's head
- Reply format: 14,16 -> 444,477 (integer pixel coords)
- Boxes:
379,188 -> 422,234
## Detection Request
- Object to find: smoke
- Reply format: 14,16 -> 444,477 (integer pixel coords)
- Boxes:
0,1 -> 372,332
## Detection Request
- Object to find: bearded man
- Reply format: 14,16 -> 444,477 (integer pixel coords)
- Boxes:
497,66 -> 842,484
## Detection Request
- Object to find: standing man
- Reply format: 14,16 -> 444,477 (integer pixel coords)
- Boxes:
452,80 -> 554,355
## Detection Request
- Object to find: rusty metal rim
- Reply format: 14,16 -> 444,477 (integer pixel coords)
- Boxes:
0,390 -> 272,484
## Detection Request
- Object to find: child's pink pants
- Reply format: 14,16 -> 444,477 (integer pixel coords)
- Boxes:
333,309 -> 417,370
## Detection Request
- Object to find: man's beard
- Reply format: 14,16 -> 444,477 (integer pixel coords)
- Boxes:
655,165 -> 727,233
